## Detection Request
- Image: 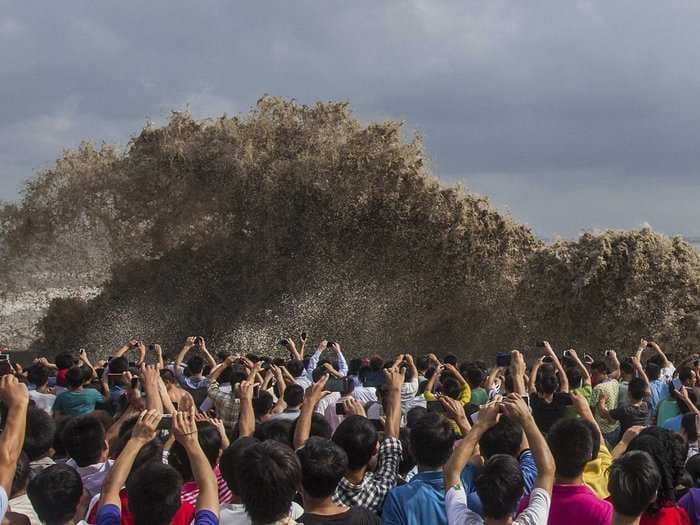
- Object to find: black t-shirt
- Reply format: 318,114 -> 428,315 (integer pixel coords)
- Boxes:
299,507 -> 381,525
609,401 -> 651,432
530,392 -> 572,434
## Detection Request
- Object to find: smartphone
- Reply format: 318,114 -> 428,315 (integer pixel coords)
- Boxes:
301,331 -> 307,340
0,354 -> 12,376
148,344 -> 155,352
158,414 -> 173,430
562,350 -> 570,357
335,402 -> 346,416
427,400 -> 445,414
604,350 -> 611,357
370,419 -> 384,432
542,356 -> 553,363
131,377 -> 139,389
278,339 -> 288,347
496,352 -> 512,367
536,341 -> 545,348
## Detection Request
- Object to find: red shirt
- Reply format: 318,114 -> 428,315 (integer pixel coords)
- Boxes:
87,488 -> 196,525
56,368 -> 69,387
640,505 -> 691,525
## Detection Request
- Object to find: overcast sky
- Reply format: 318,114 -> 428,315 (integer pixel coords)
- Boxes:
2,1 -> 700,239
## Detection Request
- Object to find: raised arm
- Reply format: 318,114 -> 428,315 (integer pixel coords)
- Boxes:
209,355 -> 236,383
135,342 -> 146,366
607,350 -> 621,380
571,390 -> 605,444
283,338 -> 302,361
305,340 -> 327,375
543,341 -> 569,393
113,338 -> 138,359
153,344 -> 165,369
631,354 -> 650,389
529,359 -> 543,394
175,337 -> 196,373
332,342 -> 349,377
567,349 -> 591,386
0,376 -> 29,495
198,338 -> 217,370
78,349 -> 97,380
383,365 -> 405,439
299,332 -> 308,359
425,364 -> 444,395
648,341 -> 672,369
510,350 -> 527,396
293,374 -> 329,449
235,379 -> 256,438
141,365 -> 164,413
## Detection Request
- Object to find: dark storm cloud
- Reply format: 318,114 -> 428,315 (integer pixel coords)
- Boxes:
1,1 -> 700,237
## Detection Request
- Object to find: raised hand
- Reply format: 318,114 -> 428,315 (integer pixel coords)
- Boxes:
343,397 -> 367,417
131,409 -> 162,443
305,374 -> 330,406
235,379 -> 255,402
173,409 -> 199,447
501,393 -> 531,425
0,374 -> 28,408
476,401 -> 501,429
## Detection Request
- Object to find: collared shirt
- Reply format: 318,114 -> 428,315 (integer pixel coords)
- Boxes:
207,381 -> 240,424
271,408 -> 301,421
591,379 -> 620,434
333,437 -> 402,513
66,458 -> 114,498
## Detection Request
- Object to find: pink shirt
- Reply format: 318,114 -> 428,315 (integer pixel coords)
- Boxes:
519,483 -> 611,525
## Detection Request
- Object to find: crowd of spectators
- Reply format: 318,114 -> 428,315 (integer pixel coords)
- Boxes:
0,334 -> 699,525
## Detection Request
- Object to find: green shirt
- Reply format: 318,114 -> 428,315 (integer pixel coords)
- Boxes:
469,387 -> 489,405
53,388 -> 105,416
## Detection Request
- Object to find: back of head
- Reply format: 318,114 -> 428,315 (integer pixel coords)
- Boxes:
619,360 -> 634,377
27,464 -> 84,525
254,419 -> 294,447
109,356 -> 129,374
283,384 -> 305,408
170,422 -> 221,481
463,364 -> 486,390
55,352 -> 75,370
682,413 -> 699,442
220,437 -> 259,495
565,366 -> 582,390
443,354 -> 458,366
628,377 -> 647,401
479,416 -> 523,459
253,390 -> 274,419
332,415 -> 378,470
406,406 -> 428,430
686,453 -> 700,486
238,441 -> 301,525
474,454 -> 525,519
547,418 -> 593,479
591,360 -> 611,375
290,413 -> 332,442
441,377 -> 462,400
186,354 -> 205,374
62,415 -> 106,467
28,363 -> 50,387
24,406 -> 56,461
369,355 -> 384,372
410,412 -> 455,469
297,437 -> 348,499
66,366 -> 86,389
608,450 -> 660,518
645,362 -> 661,381
159,368 -> 176,385
286,359 -> 305,378
536,367 -> 559,395
126,462 -> 183,525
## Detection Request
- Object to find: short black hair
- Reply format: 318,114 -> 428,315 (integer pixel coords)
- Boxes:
474,454 -> 525,519
109,356 -> 129,374
290,412 -> 332,442
580,419 -> 601,461
62,414 -> 106,467
27,464 -> 84,525
55,352 -> 75,370
238,441 -> 301,524
682,412 -> 699,442
24,406 -> 56,460
254,419 -> 293,447
479,416 -> 523,459
536,368 -> 559,395
441,377 -> 463,400
283,384 -> 305,408
679,365 -> 696,384
410,412 -> 455,468
286,359 -> 305,378
608,451 -> 660,518
461,364 -> 486,389
565,366 -> 582,389
253,390 -> 274,419
628,377 -> 647,401
645,362 -> 661,381
186,354 -> 205,374
126,462 -> 183,525
591,361 -> 611,375
332,415 -> 378,470
547,418 -> 593,478
169,421 -> 221,481
66,366 -> 87,389
160,368 -> 177,384
443,354 -> 458,366
619,360 -> 634,376
12,452 -> 31,496
406,406 -> 428,430
220,437 -> 259,495
27,363 -> 50,387
297,437 -> 348,499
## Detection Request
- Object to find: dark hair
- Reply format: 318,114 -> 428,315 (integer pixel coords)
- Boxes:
297,437 -> 348,499
283,384 -> 305,408
536,371 -> 559,395
253,390 -> 274,419
645,362 -> 661,382
127,462 -> 183,525
62,414 -> 106,467
159,368 -> 177,384
27,364 -> 50,387
547,418 -> 593,478
627,426 -> 686,512
333,415 -> 378,470
369,355 -> 384,372
565,366 -> 582,389
682,412 -> 699,442
628,377 -> 647,401
608,451 -> 660,518
220,437 -> 259,495
290,413 -> 332,442
686,454 -> 700,485
254,419 -> 293,447
462,364 -> 486,390
55,352 -> 75,370
619,360 -> 635,376
27,464 -> 84,525
169,422 -> 221,481
441,377 -> 462,400
679,365 -> 696,385
186,354 -> 205,374
12,452 -> 31,496
443,354 -> 458,366
580,419 -> 601,461
238,441 -> 302,524
24,406 -> 56,461
286,359 -> 305,378
410,412 -> 455,468
66,366 -> 87,389
474,454 -> 525,519
479,416 -> 523,459
406,406 -> 428,430
109,356 -> 129,375
416,355 -> 430,372
591,360 -> 611,375
673,386 -> 699,415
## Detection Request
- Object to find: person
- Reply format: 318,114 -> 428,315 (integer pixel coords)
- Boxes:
0,375 -> 30,523
8,452 -> 42,523
443,394 -> 554,525
27,463 -> 89,525
206,355 -> 248,423
96,409 -> 219,525
607,451 -> 662,525
53,353 -> 110,417
219,437 -> 304,524
23,406 -> 56,479
662,387 -> 700,433
397,354 -> 419,414
27,362 -> 56,414
626,426 -> 691,524
62,414 -> 113,497
175,337 -> 217,407
297,437 -> 380,524
520,417 -> 612,524
461,364 -> 488,405
527,342 -> 571,434
598,356 -> 651,434
271,384 -> 305,422
590,359 -> 621,446
237,440 -> 302,525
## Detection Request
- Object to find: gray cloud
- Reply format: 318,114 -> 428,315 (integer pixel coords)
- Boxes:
1,0 -> 699,237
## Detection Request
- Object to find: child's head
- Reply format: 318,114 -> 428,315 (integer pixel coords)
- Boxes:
27,363 -> 51,388
608,450 -> 660,519
627,377 -> 648,402
474,454 -> 525,520
27,464 -> 86,525
547,418 -> 594,480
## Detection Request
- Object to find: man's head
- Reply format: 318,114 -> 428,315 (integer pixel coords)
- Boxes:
186,354 -> 206,375
608,451 -> 660,519
27,464 -> 85,525
27,363 -> 50,388
170,421 -> 221,481
479,416 -> 523,459
238,441 -> 302,525
283,384 -> 305,409
24,406 -> 56,461
443,354 -> 458,367
628,377 -> 648,402
126,462 -> 183,525
536,369 -> 559,395
66,366 -> 88,389
297,437 -> 348,500
462,364 -> 486,390
62,415 -> 108,467
547,418 -> 594,480
109,356 -> 129,375
220,437 -> 259,497
474,454 -> 525,519
55,352 -> 75,370
290,413 -> 332,442
286,359 -> 305,378
253,390 -> 275,420
440,377 -> 463,400
410,412 -> 455,469
333,415 -> 378,471
619,360 -> 635,381
645,362 -> 661,382
679,365 -> 698,387
12,452 -> 30,498
590,361 -> 610,386
565,366 -> 582,390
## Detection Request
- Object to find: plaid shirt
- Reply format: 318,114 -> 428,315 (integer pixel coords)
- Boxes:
207,381 -> 240,423
333,437 -> 402,512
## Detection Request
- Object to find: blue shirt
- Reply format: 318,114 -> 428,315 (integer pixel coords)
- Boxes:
662,414 -> 684,432
649,379 -> 670,413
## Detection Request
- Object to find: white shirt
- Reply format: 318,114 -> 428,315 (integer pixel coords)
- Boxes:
9,493 -> 41,524
446,486 -> 551,525
220,501 -> 303,524
0,487 -> 8,522
295,376 -> 313,391
28,390 -> 56,414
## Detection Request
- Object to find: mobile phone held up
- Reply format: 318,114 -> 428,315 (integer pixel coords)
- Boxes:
335,402 -> 346,416
496,352 -> 512,367
0,354 -> 12,376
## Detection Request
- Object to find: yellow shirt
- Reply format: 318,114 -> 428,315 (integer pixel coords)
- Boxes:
425,384 -> 472,435
583,443 -> 613,498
